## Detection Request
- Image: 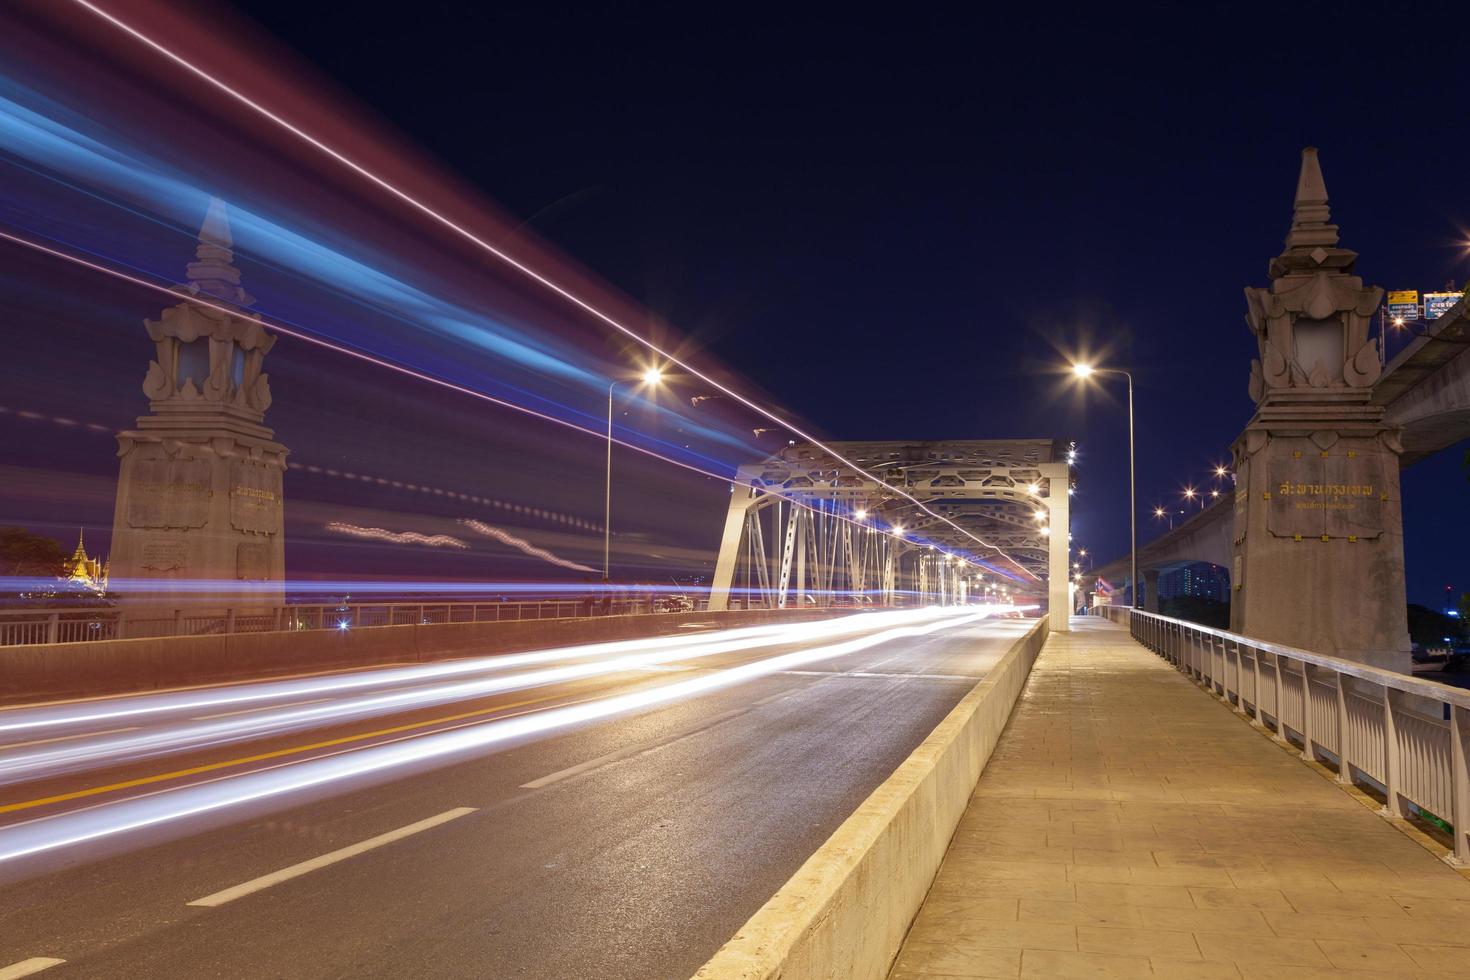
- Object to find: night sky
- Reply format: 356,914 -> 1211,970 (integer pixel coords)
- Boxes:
3,5 -> 1466,604
209,4 -> 1467,604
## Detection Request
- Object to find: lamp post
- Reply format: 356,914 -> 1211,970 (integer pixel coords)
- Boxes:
604,367 -> 664,583
1071,362 -> 1137,608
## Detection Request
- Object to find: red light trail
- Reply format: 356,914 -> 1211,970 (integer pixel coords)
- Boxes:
61,0 -> 1041,581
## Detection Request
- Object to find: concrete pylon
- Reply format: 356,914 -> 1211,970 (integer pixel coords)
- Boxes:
1233,149 -> 1409,671
109,199 -> 288,626
1041,462 -> 1070,632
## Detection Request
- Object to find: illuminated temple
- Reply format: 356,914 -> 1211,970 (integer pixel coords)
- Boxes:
64,528 -> 109,593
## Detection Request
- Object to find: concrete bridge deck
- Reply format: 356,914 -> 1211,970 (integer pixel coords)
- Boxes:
891,618 -> 1470,979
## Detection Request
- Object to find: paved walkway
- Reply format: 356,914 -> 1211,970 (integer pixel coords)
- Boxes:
891,618 -> 1470,979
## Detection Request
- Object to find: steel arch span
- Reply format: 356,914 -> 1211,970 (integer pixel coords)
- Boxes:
707,439 -> 1073,629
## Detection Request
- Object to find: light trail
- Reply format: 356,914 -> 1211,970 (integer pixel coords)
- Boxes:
0,608 -> 971,735
61,0 -> 1042,582
458,519 -> 599,573
0,607 -> 993,865
324,522 -> 468,549
0,226 -> 1021,583
0,608 -> 969,784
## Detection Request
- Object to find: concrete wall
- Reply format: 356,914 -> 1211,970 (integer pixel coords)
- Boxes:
692,617 -> 1049,980
0,608 -> 836,705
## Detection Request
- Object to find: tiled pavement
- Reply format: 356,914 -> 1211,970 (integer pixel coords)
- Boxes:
890,618 -> 1470,979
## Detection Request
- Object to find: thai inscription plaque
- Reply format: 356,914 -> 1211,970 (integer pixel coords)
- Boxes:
140,538 -> 188,571
1267,446 -> 1383,540
127,455 -> 212,529
229,460 -> 281,534
236,541 -> 270,580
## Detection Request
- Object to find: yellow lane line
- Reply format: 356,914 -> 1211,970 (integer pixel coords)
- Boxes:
0,686 -> 587,816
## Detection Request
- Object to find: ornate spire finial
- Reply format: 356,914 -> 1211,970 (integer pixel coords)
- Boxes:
1283,147 -> 1339,252
185,197 -> 253,306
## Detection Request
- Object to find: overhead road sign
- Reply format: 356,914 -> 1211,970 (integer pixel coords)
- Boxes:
1386,290 -> 1419,321
1424,292 -> 1465,320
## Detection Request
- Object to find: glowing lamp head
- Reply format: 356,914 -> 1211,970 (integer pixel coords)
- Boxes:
1214,466 -> 1227,477
1071,363 -> 1095,379
1183,487 -> 1196,499
854,508 -> 867,520
640,367 -> 664,386
1154,507 -> 1165,517
891,525 -> 904,537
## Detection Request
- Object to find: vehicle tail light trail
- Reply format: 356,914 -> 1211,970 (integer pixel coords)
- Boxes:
61,0 -> 1040,581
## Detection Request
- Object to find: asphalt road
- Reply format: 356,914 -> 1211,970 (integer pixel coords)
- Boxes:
0,608 -> 1035,979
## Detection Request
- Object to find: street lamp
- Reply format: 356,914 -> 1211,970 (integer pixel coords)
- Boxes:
1070,361 -> 1138,608
604,366 -> 664,582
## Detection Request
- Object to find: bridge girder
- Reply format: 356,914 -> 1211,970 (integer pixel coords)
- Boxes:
707,439 -> 1073,619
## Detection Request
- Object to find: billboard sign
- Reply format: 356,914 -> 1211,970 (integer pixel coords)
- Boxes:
1386,290 -> 1419,321
1425,292 -> 1465,320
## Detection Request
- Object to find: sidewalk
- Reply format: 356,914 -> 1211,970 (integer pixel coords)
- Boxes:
890,618 -> 1470,979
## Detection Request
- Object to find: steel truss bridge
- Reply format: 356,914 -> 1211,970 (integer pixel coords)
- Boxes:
707,439 -> 1073,623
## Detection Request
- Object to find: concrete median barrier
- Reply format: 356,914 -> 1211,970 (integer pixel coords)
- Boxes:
692,616 -> 1049,980
0,607 -> 840,705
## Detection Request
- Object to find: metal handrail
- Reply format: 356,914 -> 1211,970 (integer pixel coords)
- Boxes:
0,596 -> 722,646
1098,605 -> 1469,866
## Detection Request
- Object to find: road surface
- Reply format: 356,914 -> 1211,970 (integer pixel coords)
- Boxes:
0,608 -> 1034,979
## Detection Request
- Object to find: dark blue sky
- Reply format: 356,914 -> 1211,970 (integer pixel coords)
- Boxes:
221,4 -> 1467,603
4,5 -> 1464,602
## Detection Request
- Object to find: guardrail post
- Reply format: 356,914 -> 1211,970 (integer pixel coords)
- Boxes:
1382,685 -> 1404,819
225,608 -> 237,634
1272,653 -> 1288,745
1452,704 -> 1469,866
173,608 -> 183,636
46,613 -> 59,644
1249,644 -> 1265,728
1230,640 -> 1248,716
1334,672 -> 1352,785
1300,663 -> 1316,762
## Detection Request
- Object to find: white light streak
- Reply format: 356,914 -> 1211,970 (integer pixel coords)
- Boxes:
0,608 -> 994,864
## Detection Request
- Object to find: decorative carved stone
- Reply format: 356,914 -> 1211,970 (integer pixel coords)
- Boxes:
1231,150 -> 1409,672
110,199 -> 289,625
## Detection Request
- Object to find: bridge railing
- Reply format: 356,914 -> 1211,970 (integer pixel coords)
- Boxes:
0,596 -> 738,646
1096,605 -> 1470,866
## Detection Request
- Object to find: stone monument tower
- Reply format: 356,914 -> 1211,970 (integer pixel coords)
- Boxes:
109,199 -> 288,617
1231,148 -> 1409,671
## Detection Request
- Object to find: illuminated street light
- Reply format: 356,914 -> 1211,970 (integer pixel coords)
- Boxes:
1069,359 -> 1138,608
1214,465 -> 1228,478
854,508 -> 868,520
605,366 -> 666,582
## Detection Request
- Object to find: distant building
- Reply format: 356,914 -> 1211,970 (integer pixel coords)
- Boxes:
63,529 -> 109,593
1158,562 -> 1228,603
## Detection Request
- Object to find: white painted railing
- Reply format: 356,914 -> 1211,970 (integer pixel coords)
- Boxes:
0,596 -> 727,646
1097,605 -> 1470,866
